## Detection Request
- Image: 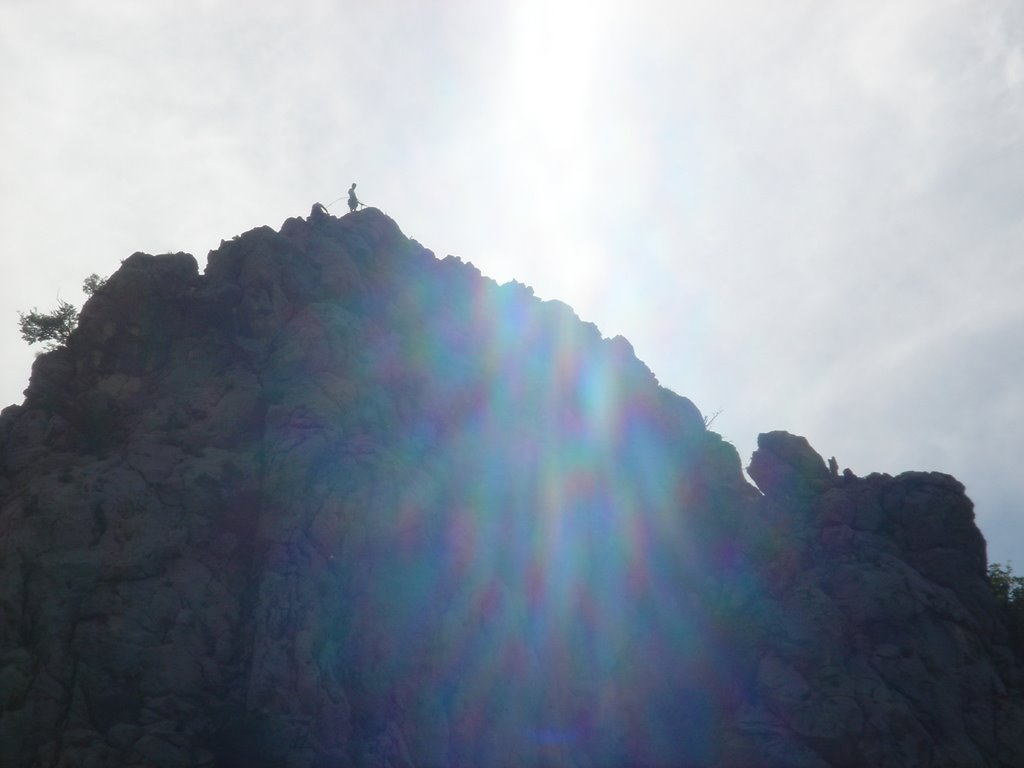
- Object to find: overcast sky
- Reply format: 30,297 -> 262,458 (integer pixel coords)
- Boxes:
2,0 -> 1022,564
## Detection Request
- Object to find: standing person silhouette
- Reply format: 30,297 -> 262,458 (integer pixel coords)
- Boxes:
347,183 -> 361,213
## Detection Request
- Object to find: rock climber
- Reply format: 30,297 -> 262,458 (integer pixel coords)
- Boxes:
347,183 -> 361,213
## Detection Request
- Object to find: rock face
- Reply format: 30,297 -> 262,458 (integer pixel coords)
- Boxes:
1,206 -> 1022,767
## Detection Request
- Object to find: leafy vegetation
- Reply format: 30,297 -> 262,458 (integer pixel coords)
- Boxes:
988,562 -> 1024,653
17,273 -> 106,352
18,300 -> 79,351
82,273 -> 106,296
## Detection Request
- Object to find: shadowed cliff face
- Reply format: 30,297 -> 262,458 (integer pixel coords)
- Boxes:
1,206 -> 1022,768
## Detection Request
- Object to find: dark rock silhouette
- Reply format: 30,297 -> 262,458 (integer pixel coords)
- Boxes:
1,204 -> 1022,767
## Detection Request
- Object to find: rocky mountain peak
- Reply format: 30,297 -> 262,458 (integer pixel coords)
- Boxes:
1,205 -> 1021,767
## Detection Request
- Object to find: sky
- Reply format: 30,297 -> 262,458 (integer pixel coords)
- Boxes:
1,0 -> 1022,564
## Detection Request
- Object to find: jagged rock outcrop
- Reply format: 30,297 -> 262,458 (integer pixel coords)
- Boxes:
1,206 -> 1021,767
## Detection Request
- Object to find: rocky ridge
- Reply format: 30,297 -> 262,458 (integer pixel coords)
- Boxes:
1,205 -> 1022,767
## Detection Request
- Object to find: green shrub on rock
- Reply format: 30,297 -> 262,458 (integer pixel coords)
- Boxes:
989,562 -> 1024,653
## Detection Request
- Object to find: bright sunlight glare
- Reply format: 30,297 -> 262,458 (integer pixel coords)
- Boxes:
497,1 -> 615,296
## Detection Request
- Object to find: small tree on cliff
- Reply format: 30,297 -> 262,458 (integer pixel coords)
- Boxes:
18,300 -> 79,351
17,273 -> 107,352
989,562 -> 1024,654
82,273 -> 106,295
